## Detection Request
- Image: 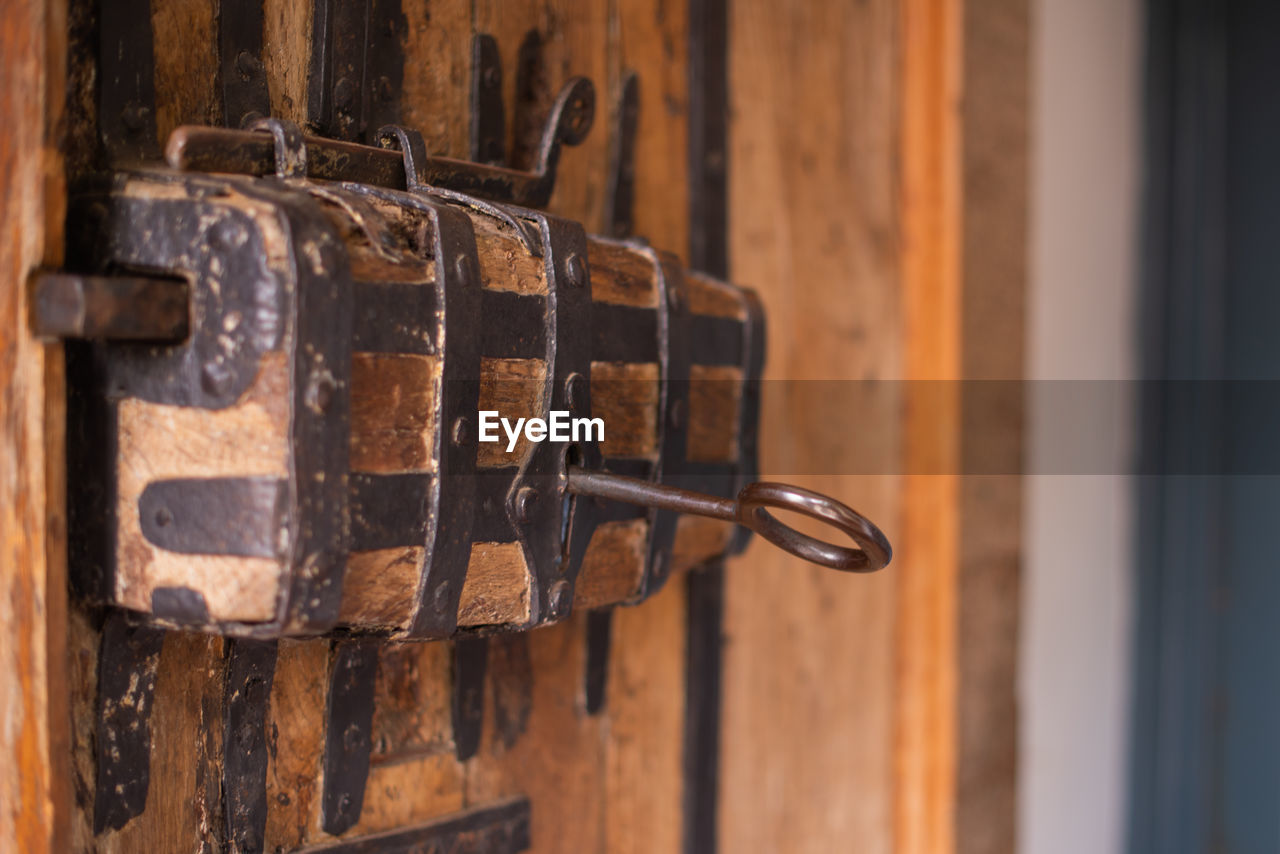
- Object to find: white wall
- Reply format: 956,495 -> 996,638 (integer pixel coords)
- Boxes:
1021,0 -> 1141,852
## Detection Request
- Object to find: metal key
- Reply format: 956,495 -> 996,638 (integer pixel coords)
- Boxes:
565,467 -> 892,572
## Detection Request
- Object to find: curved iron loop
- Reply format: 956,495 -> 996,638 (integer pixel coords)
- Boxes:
166,78 -> 595,207
536,77 -> 596,171
736,482 -> 892,572
565,466 -> 891,573
245,117 -> 307,179
375,125 -> 430,189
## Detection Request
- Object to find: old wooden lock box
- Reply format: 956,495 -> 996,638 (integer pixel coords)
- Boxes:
46,77 -> 889,642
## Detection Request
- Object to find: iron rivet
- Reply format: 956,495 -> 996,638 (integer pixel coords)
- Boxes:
154,507 -> 172,527
376,75 -> 393,102
482,65 -> 500,88
565,253 -> 587,288
454,254 -> 476,287
515,487 -> 538,523
235,50 -> 263,77
564,372 -> 588,413
334,77 -> 355,112
451,416 -> 470,446
549,580 -> 570,615
667,284 -> 683,312
306,370 -> 336,413
653,551 -> 668,577
433,580 -> 451,612
209,218 -> 248,251
201,361 -> 233,396
668,398 -> 684,429
120,101 -> 147,133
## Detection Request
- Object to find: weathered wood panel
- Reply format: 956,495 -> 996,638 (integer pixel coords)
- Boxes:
0,0 -> 69,851
720,1 -> 902,852
956,1 -> 1028,852
897,0 -> 963,852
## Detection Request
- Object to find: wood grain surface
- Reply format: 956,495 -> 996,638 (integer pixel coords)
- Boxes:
721,3 -> 902,851
0,0 -> 69,851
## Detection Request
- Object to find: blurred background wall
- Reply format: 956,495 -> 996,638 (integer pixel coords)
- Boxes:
1021,1 -> 1141,853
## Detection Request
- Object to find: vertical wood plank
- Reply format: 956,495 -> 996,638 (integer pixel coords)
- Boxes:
263,0 -> 314,124
957,1 -> 1028,852
464,616 -> 609,853
399,0 -> 470,157
95,632 -> 228,854
720,1 -> 902,852
152,0 -> 220,139
0,0 -> 69,851
897,2 -> 962,854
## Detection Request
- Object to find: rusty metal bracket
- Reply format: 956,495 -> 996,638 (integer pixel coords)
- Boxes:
471,34 -> 506,165
505,209 -> 605,626
219,0 -> 272,129
604,72 -> 640,238
321,639 -> 379,835
63,171 -> 353,637
584,609 -> 613,714
339,126 -> 486,640
167,75 -> 594,208
93,613 -> 165,833
98,0 -> 160,162
223,639 -> 278,854
32,273 -> 189,341
307,0 -> 407,142
642,248 -> 692,598
452,636 -> 489,760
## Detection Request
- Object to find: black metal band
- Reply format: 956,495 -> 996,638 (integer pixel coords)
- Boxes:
93,613 -> 165,833
307,0 -> 407,143
410,202 -> 484,638
223,638 -> 278,854
321,639 -> 379,835
98,0 -> 160,162
506,210 -> 603,626
452,636 -> 489,760
219,0 -> 271,129
640,248 -> 691,599
685,0 -> 731,849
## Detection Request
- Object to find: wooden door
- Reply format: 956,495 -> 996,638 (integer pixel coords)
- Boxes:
1,0 -> 1027,852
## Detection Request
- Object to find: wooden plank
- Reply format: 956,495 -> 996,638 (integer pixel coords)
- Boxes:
571,518 -> 648,608
398,0 -> 470,158
94,632 -> 227,854
113,352 -> 291,623
152,0 -> 220,140
586,238 -> 658,307
350,353 -> 439,474
263,639 -> 329,850
456,542 -> 531,627
590,361 -> 658,458
896,1 -> 963,854
263,0 -> 314,124
686,364 -> 740,464
720,1 -> 902,852
0,0 -> 69,850
956,2 -> 1028,852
